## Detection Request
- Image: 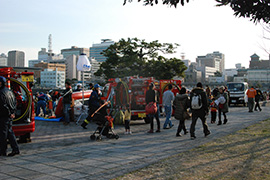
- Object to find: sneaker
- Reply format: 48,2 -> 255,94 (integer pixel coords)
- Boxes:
125,132 -> 129,135
169,124 -> 174,128
191,136 -> 196,140
205,131 -> 211,137
128,131 -> 132,135
8,151 -> 20,157
147,129 -> 154,133
176,133 -> 182,137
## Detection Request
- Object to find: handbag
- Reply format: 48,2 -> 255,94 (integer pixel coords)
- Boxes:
145,102 -> 157,115
180,102 -> 191,120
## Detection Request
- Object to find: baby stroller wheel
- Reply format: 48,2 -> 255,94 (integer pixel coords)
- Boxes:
106,134 -> 112,139
115,135 -> 119,139
90,135 -> 96,140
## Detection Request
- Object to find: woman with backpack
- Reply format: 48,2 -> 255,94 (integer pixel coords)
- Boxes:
174,87 -> 190,137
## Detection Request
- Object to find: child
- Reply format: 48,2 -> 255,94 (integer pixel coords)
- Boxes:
124,104 -> 132,134
210,98 -> 217,124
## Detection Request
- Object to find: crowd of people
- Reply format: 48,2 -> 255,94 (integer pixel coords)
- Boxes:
1,74 -> 267,157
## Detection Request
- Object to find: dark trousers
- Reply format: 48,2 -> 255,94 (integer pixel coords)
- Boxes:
176,117 -> 187,134
254,101 -> 261,111
218,109 -> 227,123
36,100 -> 46,116
248,98 -> 255,112
150,109 -> 161,130
125,120 -> 130,130
0,117 -> 19,155
211,111 -> 217,123
190,111 -> 210,137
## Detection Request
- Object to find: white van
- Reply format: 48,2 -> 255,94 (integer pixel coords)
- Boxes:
227,82 -> 249,106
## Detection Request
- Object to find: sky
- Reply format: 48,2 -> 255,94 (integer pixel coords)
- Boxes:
0,0 -> 270,68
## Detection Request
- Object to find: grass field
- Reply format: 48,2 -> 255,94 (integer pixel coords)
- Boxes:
116,119 -> 270,180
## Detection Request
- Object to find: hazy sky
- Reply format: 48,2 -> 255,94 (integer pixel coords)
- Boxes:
1,0 -> 269,68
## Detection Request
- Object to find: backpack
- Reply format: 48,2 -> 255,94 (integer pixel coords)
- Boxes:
191,93 -> 202,110
113,110 -> 125,125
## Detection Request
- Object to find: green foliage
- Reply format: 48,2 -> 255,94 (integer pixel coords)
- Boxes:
214,71 -> 222,77
94,38 -> 186,80
124,0 -> 270,24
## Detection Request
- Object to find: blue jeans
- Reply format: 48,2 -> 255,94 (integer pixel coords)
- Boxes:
36,100 -> 46,116
163,105 -> 173,128
63,103 -> 71,123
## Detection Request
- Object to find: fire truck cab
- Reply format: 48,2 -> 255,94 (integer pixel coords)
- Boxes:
102,76 -> 181,123
0,67 -> 35,143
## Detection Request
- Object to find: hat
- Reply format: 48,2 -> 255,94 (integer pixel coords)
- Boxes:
0,76 -> 6,84
94,84 -> 100,89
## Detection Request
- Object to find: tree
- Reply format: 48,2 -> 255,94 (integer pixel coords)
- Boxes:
94,38 -> 187,80
214,71 -> 222,77
123,0 -> 270,24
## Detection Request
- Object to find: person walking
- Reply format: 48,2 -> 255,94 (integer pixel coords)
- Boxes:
254,86 -> 262,111
174,87 -> 189,137
81,84 -> 101,129
190,82 -> 210,140
210,97 -> 217,124
145,83 -> 161,133
0,76 -> 20,157
162,84 -> 175,129
246,86 -> 257,112
217,86 -> 229,125
62,81 -> 73,125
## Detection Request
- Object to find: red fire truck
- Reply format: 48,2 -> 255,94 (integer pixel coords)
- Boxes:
102,76 -> 181,123
0,67 -> 35,143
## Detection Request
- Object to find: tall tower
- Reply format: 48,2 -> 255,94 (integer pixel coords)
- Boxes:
48,34 -> 52,59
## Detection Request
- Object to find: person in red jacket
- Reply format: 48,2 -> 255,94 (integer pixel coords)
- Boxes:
246,86 -> 257,112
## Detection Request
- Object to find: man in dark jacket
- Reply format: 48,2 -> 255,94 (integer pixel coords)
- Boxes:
145,83 -> 160,133
62,81 -> 73,125
190,82 -> 210,140
81,84 -> 101,129
254,86 -> 262,111
0,76 -> 20,156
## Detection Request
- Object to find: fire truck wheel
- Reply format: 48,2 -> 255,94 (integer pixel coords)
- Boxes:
18,133 -> 31,143
144,117 -> 151,124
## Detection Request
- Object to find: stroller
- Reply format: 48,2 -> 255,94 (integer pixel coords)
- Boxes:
90,101 -> 119,141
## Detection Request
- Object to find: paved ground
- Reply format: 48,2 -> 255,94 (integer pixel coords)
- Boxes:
1,104 -> 270,180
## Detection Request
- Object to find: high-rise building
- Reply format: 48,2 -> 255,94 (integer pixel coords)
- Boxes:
182,59 -> 191,70
0,53 -> 8,66
90,39 -> 114,62
211,51 -> 225,72
65,55 -> 81,81
196,51 -> 225,73
34,62 -> 66,79
61,46 -> 89,59
40,68 -> 65,88
8,50 -> 25,67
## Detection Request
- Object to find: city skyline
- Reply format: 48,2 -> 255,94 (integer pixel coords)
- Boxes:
1,0 -> 270,68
